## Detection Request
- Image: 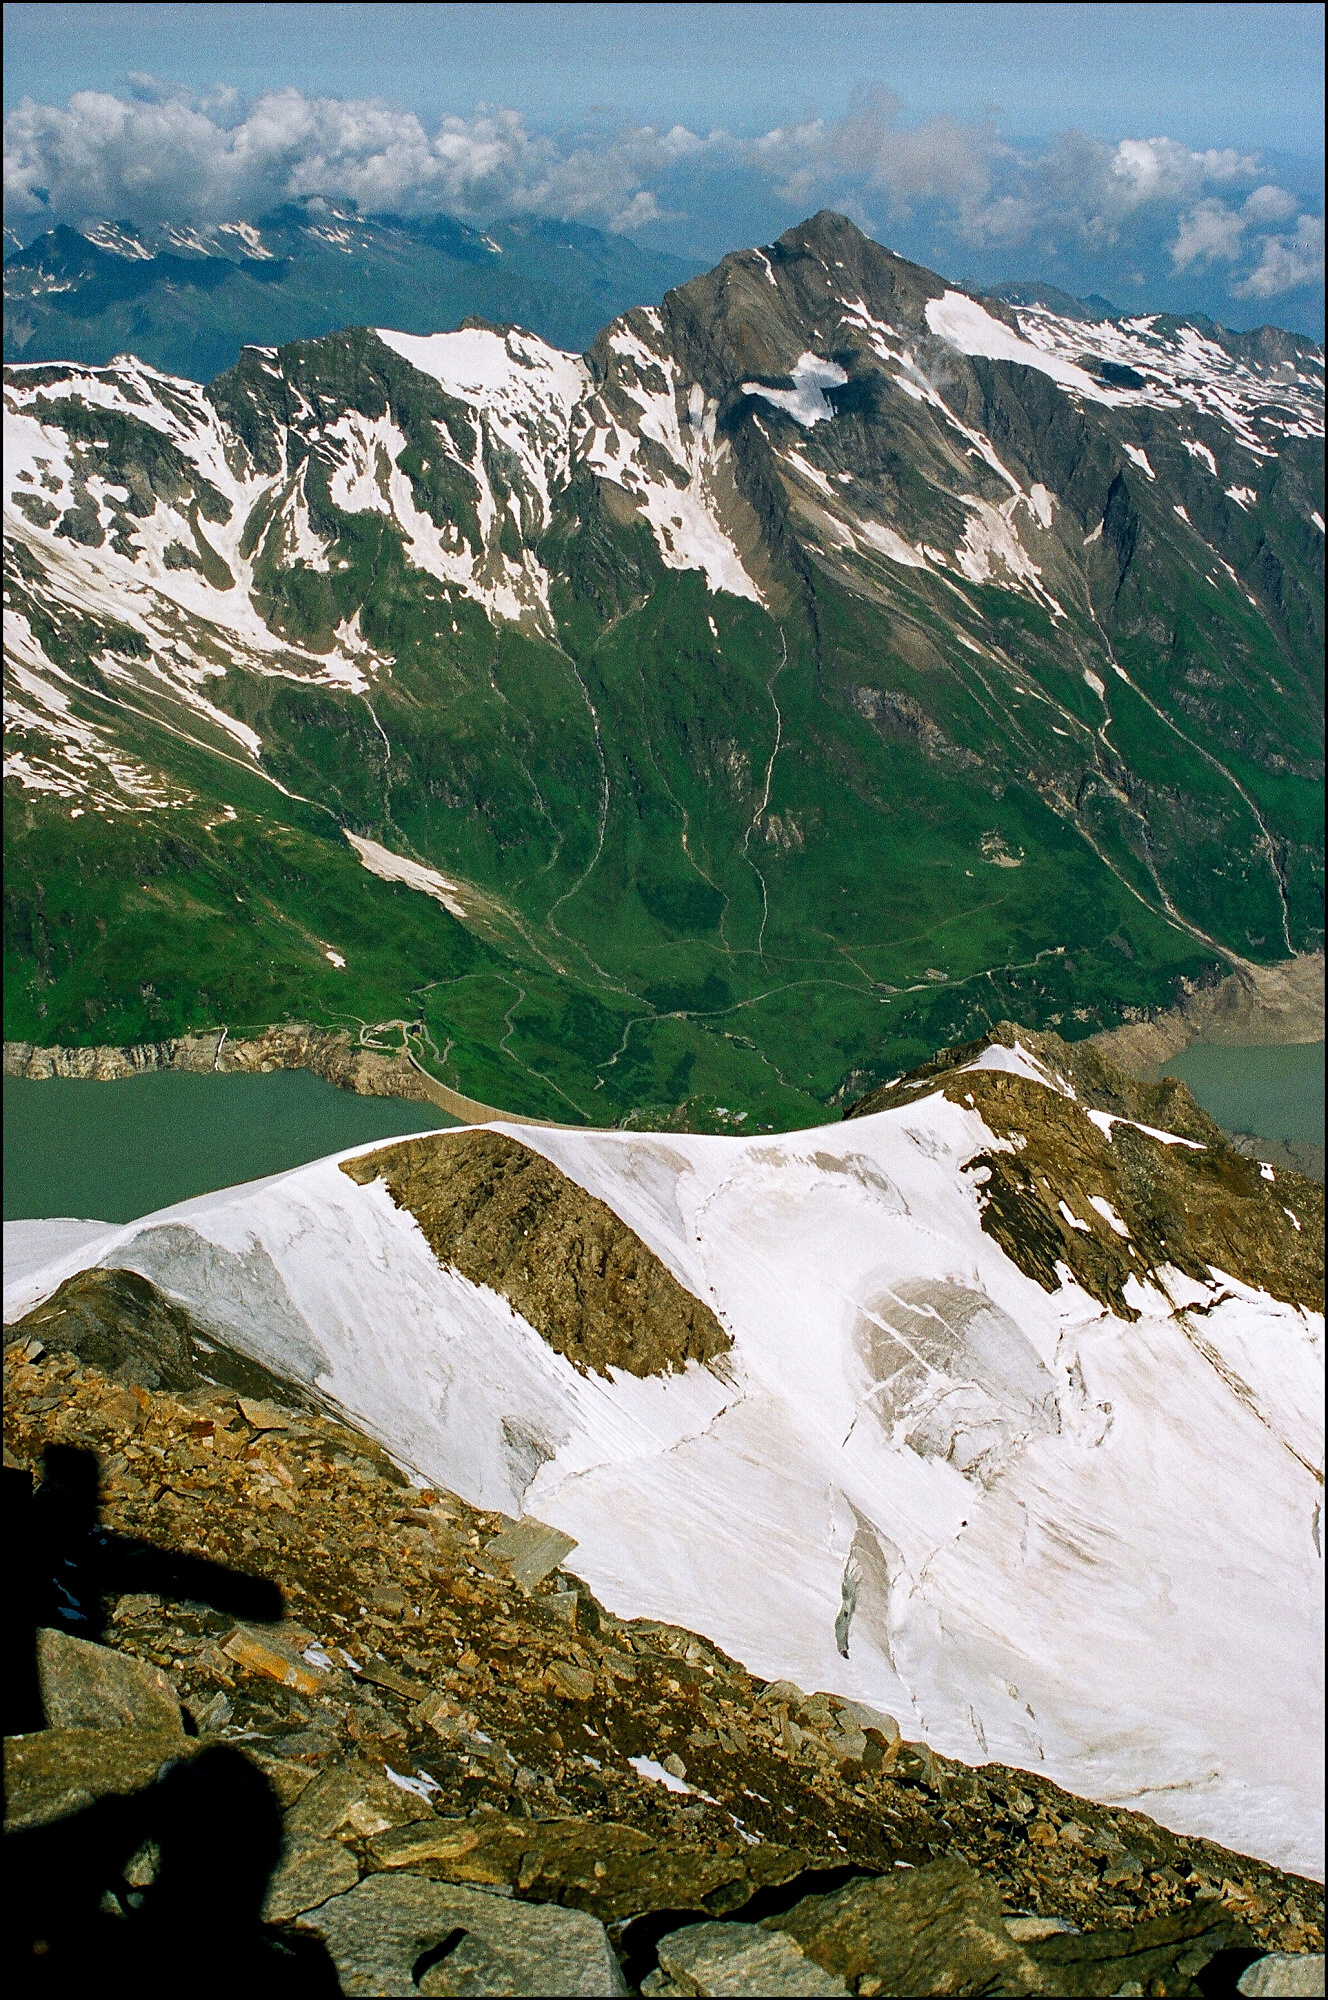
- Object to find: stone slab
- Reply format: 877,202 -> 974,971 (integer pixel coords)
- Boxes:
296,1872 -> 627,1995
1238,1956 -> 1326,1997
657,1920 -> 849,1995
36,1627 -> 182,1734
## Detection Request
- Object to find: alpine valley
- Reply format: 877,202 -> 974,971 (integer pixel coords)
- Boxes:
3,210 -> 1325,1130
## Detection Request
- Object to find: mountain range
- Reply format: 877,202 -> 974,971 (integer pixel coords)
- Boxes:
3,203 -> 702,382
4,210 -> 1324,1130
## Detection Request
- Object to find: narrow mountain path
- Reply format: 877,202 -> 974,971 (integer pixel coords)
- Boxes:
535,641 -> 643,1004
1064,541 -> 1293,958
495,976 -> 595,1121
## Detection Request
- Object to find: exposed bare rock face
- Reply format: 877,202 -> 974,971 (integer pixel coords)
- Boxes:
12,1265 -> 324,1404
4,1024 -> 432,1101
1089,952 -> 1325,1073
341,1130 -> 731,1378
847,1023 -> 1323,1320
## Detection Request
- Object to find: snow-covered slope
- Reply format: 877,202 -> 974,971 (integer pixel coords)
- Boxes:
924,289 -> 1325,455
8,1047 -> 1322,1878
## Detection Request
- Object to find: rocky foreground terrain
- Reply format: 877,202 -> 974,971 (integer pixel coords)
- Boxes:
4,1294 -> 1323,1996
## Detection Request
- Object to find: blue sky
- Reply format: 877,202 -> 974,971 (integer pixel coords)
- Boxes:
4,2 -> 1323,331
5,3 -> 1325,151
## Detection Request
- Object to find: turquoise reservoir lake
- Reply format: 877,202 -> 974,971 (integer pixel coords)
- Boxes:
3,1069 -> 457,1224
1161,1041 -> 1324,1147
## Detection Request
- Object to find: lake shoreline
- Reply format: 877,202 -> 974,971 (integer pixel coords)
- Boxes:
2,1023 -> 560,1129
1087,950 -> 1324,1074
6,954 -> 1322,1158
3,1067 -> 462,1225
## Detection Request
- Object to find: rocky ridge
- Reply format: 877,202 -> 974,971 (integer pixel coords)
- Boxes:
4,1301 -> 1324,1995
340,1130 -> 732,1379
846,1022 -> 1324,1317
3,204 -> 702,382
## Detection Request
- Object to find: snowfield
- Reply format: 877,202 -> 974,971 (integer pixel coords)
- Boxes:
6,1078 -> 1322,1880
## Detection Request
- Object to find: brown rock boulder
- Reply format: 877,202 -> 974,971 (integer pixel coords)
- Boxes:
767,1856 -> 1047,1996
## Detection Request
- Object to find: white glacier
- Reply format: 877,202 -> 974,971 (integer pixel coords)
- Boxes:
5,1083 -> 1321,1878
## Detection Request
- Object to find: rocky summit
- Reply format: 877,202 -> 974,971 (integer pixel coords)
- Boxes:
3,1327 -> 1323,1995
4,211 -> 1323,1131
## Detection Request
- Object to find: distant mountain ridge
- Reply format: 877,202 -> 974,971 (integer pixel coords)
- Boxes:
3,200 -> 704,380
4,211 -> 1323,1129
981,280 -> 1124,322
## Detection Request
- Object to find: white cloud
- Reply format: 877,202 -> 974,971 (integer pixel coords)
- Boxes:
2,86 -> 649,227
3,83 -> 1321,317
3,80 -> 1006,236
1169,186 -> 1322,295
1242,183 -> 1299,225
1172,198 -> 1248,269
751,91 -> 1001,218
1234,215 -> 1326,298
609,189 -> 668,233
1111,137 -> 1258,200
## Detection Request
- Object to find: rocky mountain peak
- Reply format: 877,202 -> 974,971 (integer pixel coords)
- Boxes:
2,214 -> 1322,1136
652,210 -> 941,390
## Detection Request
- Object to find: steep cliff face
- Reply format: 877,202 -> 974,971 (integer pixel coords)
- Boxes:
4,213 -> 1323,1126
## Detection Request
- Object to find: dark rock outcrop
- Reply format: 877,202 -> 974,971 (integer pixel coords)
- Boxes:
341,1130 -> 731,1378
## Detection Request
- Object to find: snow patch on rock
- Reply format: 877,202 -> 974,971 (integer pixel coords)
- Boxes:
343,831 -> 467,918
741,353 -> 849,428
925,293 -> 1102,396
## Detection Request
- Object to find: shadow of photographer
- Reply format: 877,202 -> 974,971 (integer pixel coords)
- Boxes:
5,1445 -> 342,1996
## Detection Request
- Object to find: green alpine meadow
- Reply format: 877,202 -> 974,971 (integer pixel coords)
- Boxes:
4,212 -> 1324,1129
